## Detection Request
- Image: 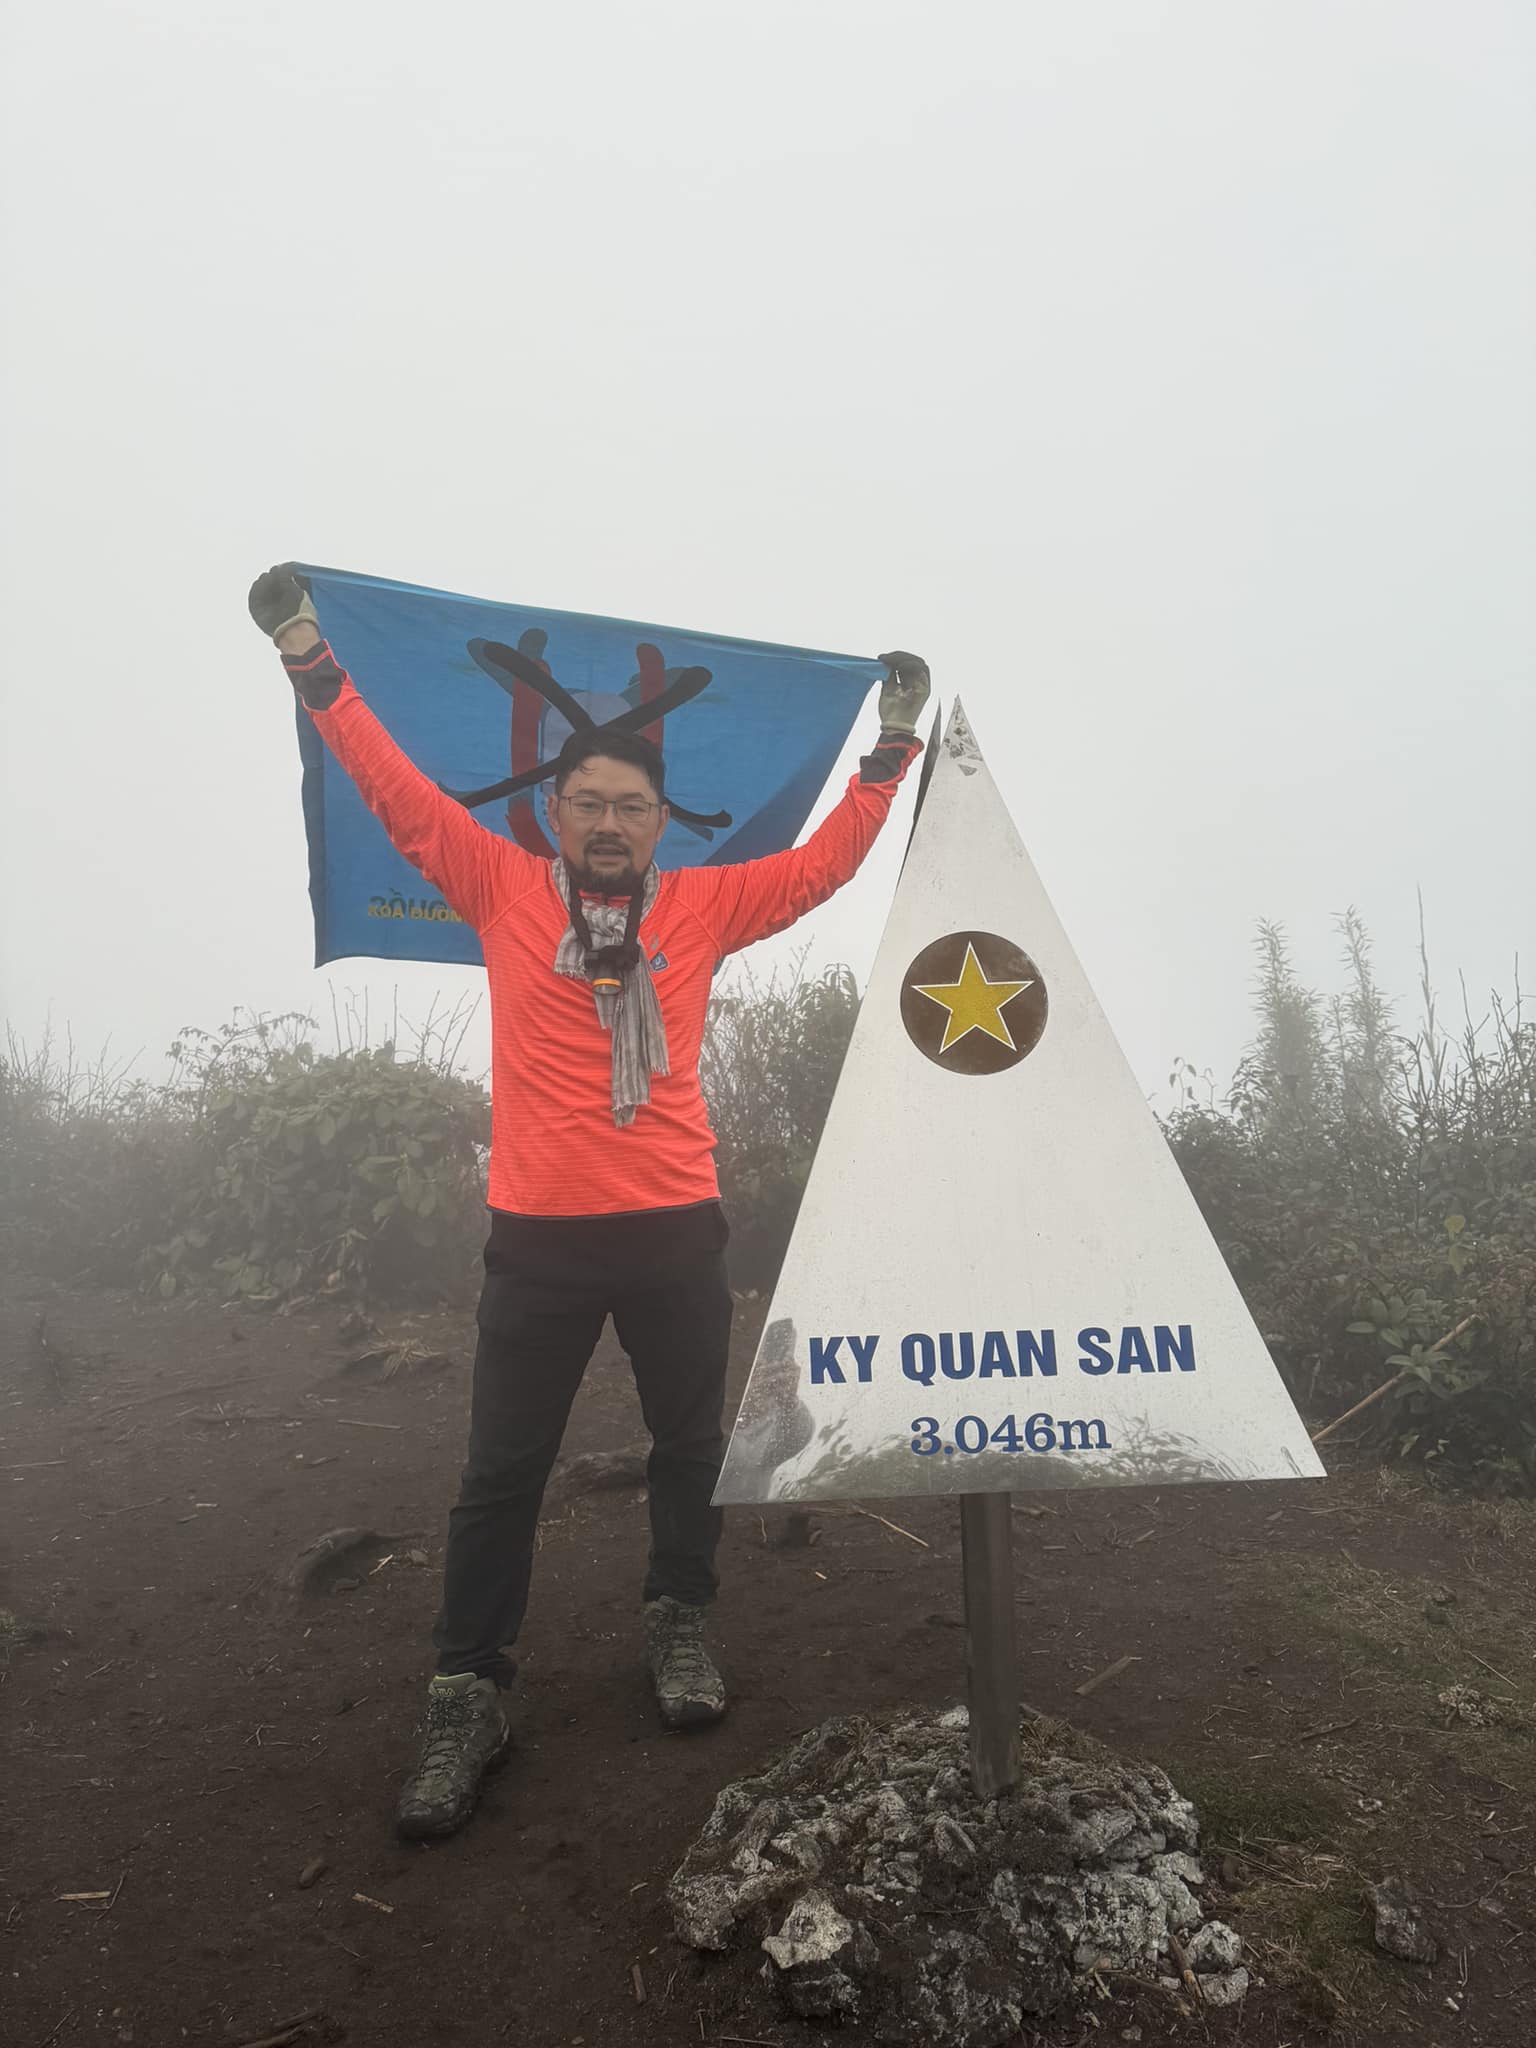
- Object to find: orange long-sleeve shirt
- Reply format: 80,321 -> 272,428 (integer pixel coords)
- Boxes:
306,666 -> 919,1217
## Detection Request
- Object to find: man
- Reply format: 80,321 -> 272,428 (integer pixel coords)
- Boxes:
247,566 -> 929,1840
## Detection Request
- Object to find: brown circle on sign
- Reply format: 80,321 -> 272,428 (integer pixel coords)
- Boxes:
900,929 -> 1048,1075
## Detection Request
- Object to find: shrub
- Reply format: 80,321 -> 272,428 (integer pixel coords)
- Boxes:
8,912 -> 1531,1500
1166,914 -> 1536,1492
0,1007 -> 491,1306
152,1016 -> 490,1305
702,956 -> 860,1290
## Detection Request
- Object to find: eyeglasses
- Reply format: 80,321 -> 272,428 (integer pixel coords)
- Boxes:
558,794 -> 662,825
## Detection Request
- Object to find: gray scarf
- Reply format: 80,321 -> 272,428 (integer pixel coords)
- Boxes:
551,859 -> 670,1127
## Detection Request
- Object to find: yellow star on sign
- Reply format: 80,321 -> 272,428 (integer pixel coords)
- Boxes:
912,942 -> 1034,1055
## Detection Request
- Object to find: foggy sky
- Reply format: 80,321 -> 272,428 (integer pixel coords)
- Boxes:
2,1 -> 1531,1102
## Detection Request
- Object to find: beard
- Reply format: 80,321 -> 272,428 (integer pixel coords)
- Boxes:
571,843 -> 645,896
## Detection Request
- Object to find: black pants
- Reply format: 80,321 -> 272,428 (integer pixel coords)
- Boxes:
432,1204 -> 733,1686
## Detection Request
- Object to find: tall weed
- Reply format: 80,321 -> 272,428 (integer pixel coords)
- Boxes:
1168,914 -> 1535,1491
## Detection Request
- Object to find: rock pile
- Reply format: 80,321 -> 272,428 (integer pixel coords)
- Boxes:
669,1705 -> 1247,2043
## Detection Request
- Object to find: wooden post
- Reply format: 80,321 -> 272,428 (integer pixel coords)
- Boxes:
960,1491 -> 1020,1798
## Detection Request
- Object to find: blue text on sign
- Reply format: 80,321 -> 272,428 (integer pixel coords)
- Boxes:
808,1334 -> 880,1384
806,1327 -> 1198,1387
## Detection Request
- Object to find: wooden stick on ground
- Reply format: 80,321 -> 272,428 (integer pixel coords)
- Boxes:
848,1504 -> 930,1549
1310,1313 -> 1481,1445
1075,1655 -> 1140,1699
1295,1716 -> 1360,1744
1466,1650 -> 1519,1689
1166,1929 -> 1203,2003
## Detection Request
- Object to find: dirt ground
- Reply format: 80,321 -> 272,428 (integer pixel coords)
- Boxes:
3,1275 -> 1534,2048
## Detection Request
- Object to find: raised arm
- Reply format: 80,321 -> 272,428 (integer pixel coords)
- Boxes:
249,565 -> 533,934
676,651 -> 930,956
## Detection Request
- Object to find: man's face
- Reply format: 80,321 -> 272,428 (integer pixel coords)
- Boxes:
547,752 -> 669,893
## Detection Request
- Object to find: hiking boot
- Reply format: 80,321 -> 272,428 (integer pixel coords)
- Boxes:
644,1596 -> 727,1729
395,1672 -> 511,1840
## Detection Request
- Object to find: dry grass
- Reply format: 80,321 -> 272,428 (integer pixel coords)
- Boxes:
1157,1505 -> 1536,2033
1372,1464 -> 1536,1547
1176,1761 -> 1389,2031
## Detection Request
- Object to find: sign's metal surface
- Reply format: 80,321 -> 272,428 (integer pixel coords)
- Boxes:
715,703 -> 1325,1506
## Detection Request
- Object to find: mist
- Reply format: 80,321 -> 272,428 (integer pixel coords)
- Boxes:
2,1 -> 1531,1091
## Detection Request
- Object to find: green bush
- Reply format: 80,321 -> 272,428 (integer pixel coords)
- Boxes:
152,1017 -> 490,1305
702,956 -> 860,1290
1,1008 -> 490,1306
8,914 -> 1531,1499
1166,915 -> 1536,1492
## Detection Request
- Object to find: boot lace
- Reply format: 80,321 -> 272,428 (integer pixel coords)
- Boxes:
418,1688 -> 481,1773
660,1609 -> 714,1690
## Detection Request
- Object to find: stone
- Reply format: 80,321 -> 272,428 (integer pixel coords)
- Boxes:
761,1889 -> 873,2020
1184,1919 -> 1242,1973
1146,1854 -> 1202,1931
1066,1872 -> 1169,1973
1437,1684 -> 1520,1730
1199,1966 -> 1251,2007
762,1888 -> 856,1970
1369,1877 -> 1440,1964
668,1704 -> 1233,2043
287,1525 -> 389,1594
765,1955 -> 862,2022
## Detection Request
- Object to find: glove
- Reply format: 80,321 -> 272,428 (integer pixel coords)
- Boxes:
876,649 -> 931,736
248,563 -> 318,643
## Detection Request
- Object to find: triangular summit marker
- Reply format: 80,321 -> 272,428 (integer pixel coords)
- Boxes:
716,702 -> 1325,1507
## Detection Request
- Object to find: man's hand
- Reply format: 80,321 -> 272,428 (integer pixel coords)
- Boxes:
876,649 -> 931,736
248,564 -> 320,652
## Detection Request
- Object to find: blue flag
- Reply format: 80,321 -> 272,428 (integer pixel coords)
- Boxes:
293,564 -> 884,968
